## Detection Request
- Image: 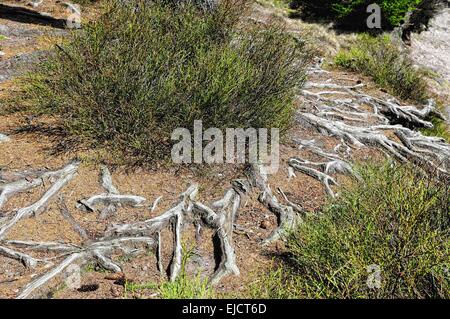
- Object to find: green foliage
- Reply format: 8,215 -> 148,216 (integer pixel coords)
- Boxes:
247,162 -> 450,299
334,34 -> 427,102
124,245 -> 214,299
27,0 -> 310,165
245,264 -> 303,299
420,101 -> 450,142
291,0 -> 424,28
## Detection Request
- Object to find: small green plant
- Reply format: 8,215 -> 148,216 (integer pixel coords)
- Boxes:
245,263 -> 303,299
246,162 -> 450,299
124,244 -> 215,299
420,106 -> 450,142
158,244 -> 214,299
27,0 -> 310,165
334,34 -> 428,102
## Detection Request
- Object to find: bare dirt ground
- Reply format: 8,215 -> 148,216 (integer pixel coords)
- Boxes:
0,1 -> 448,299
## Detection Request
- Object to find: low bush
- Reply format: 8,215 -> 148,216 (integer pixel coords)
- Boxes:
289,0 -> 424,29
247,162 -> 450,298
27,0 -> 310,165
334,34 -> 427,102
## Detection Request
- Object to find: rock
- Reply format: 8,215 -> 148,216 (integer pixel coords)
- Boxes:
0,134 -> 10,142
260,220 -> 271,229
27,0 -> 43,8
104,272 -> 125,281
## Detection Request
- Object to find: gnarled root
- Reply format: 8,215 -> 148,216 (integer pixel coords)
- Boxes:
0,161 -> 80,240
247,164 -> 301,245
76,165 -> 146,218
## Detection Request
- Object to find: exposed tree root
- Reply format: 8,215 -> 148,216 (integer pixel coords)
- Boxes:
247,164 -> 301,244
0,161 -> 79,212
0,161 -> 80,239
76,165 -> 147,218
298,74 -> 450,183
287,139 -> 361,198
302,81 -> 444,129
193,186 -> 242,284
0,245 -> 40,268
0,162 -> 250,298
298,112 -> 450,177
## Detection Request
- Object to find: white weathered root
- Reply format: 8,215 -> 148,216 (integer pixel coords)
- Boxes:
58,197 -> 90,240
302,81 -> 444,129
156,231 -> 163,274
289,158 -> 338,198
77,194 -> 147,212
277,187 -> 303,214
0,161 -> 79,211
298,112 -> 450,177
12,179 -> 244,297
193,187 -> 242,285
150,196 -> 163,212
93,250 -> 122,273
105,180 -> 244,285
99,165 -> 119,195
5,240 -> 81,253
15,236 -> 157,299
76,166 -> 147,216
395,129 -> 450,165
296,139 -> 361,178
0,161 -> 80,239
287,139 -> 362,197
17,252 -> 85,299
247,164 -> 300,245
0,245 -> 40,268
104,185 -> 198,239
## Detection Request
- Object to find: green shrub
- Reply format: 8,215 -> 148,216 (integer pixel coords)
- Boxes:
27,0 -> 310,164
334,34 -> 427,102
290,0 -> 424,29
248,162 -> 450,299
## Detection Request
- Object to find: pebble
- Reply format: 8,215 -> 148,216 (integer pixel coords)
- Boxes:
0,134 -> 10,142
260,220 -> 271,229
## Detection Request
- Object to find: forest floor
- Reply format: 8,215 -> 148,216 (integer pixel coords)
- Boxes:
0,0 -> 448,298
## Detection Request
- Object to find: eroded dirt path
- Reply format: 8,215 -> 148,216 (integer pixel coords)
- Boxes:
0,2 -> 449,299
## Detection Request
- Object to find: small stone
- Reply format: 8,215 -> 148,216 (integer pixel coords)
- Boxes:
260,220 -> 271,229
104,272 -> 125,281
0,134 -> 10,142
